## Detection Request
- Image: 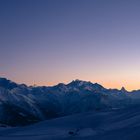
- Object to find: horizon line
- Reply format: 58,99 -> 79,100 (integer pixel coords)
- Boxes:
1,77 -> 140,92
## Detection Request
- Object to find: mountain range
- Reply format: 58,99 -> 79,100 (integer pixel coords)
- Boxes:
0,77 -> 140,126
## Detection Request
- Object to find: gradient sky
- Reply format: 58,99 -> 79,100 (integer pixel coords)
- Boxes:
1,0 -> 140,90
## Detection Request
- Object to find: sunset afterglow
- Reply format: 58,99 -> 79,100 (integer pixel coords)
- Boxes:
1,0 -> 140,91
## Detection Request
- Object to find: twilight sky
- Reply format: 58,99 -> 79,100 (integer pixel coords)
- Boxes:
1,0 -> 140,90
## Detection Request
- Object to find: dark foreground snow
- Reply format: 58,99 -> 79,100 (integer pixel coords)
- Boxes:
0,106 -> 140,140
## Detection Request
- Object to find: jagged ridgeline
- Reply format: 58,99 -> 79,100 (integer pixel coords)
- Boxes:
0,78 -> 140,126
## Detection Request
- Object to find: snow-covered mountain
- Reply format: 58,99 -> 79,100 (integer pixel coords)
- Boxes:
0,77 -> 140,126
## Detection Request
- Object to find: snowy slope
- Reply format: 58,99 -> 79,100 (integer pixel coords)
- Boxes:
0,106 -> 140,140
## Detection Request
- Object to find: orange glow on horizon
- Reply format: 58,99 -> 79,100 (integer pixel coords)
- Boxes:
26,80 -> 140,92
1,73 -> 140,92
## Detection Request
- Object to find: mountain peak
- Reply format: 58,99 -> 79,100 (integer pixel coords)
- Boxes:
68,79 -> 92,87
121,87 -> 127,92
66,80 -> 105,91
0,77 -> 18,90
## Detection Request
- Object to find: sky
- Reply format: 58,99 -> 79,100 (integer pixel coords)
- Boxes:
1,0 -> 140,91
